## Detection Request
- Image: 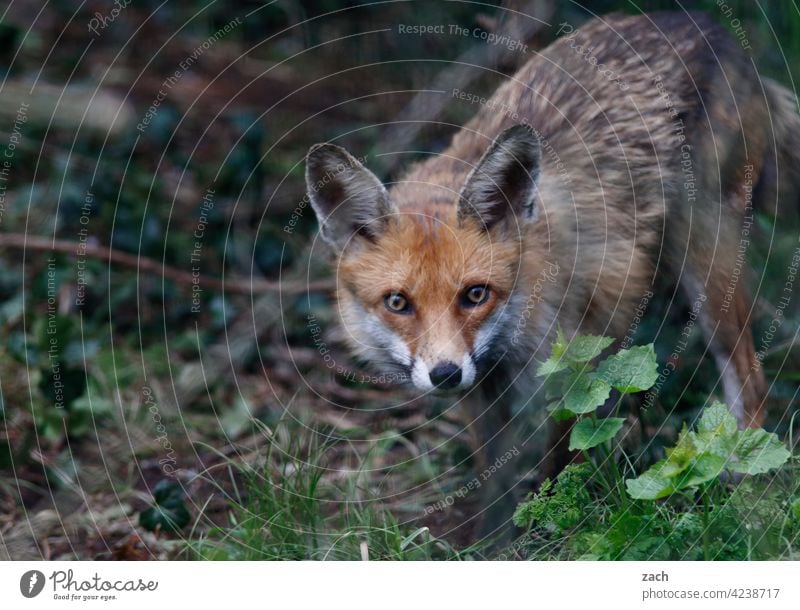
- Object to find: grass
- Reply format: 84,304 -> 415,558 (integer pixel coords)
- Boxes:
190,419 -> 483,560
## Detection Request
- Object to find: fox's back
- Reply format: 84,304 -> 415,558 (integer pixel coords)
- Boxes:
394,12 -> 764,217
386,12 -> 774,344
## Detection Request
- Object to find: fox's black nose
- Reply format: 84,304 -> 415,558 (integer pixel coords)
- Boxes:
429,362 -> 462,390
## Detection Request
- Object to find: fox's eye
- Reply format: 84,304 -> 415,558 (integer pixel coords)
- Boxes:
384,292 -> 411,314
463,285 -> 490,307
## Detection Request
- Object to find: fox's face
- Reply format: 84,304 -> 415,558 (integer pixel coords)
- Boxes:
306,125 -> 542,394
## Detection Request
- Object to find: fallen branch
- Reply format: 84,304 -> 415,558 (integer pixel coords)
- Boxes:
0,233 -> 332,295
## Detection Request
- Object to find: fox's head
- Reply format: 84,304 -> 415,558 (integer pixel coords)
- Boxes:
306,125 -> 544,394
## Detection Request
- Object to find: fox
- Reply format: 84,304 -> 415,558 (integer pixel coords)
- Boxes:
304,12 -> 800,531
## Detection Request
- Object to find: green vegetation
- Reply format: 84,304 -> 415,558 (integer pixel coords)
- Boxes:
191,421 -> 479,560
512,336 -> 800,560
192,334 -> 799,561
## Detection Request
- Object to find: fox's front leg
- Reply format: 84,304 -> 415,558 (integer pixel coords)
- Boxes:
462,391 -> 518,545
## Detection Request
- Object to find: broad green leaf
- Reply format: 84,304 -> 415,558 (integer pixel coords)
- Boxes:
568,417 -> 625,450
626,465 -> 675,500
728,428 -> 791,475
537,356 -> 568,376
546,402 -> 576,422
536,331 -> 613,376
694,402 -> 738,457
664,425 -> 698,474
561,372 -> 612,415
596,344 -> 658,393
563,334 -> 614,363
673,454 -> 727,489
697,401 -> 738,437
628,453 -> 724,500
543,373 -> 564,400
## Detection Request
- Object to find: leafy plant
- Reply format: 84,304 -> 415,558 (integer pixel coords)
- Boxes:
512,333 -> 798,560
534,330 -> 658,504
625,402 -> 791,559
627,402 -> 790,500
538,329 -> 657,442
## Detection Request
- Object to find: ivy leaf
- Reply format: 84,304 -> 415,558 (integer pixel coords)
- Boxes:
596,344 -> 658,393
560,372 -> 612,415
626,464 -> 675,500
728,428 -> 791,475
139,479 -> 190,534
568,417 -> 625,450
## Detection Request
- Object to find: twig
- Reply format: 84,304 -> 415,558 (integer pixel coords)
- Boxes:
0,233 -> 332,295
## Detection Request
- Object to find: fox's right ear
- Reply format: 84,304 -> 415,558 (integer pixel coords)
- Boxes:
457,124 -> 541,233
305,143 -> 396,252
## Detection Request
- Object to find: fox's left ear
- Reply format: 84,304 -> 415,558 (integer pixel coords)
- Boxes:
305,143 -> 396,252
457,124 -> 541,232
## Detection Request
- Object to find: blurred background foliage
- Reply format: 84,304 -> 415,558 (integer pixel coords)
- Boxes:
0,0 -> 798,559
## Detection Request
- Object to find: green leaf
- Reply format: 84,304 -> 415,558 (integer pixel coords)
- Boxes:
791,498 -> 800,521
728,428 -> 791,475
672,453 -> 727,488
693,402 -> 738,457
697,401 -> 738,437
537,356 -> 568,377
536,331 -> 613,376
563,335 -> 614,363
512,464 -> 592,532
627,451 -> 726,500
596,344 -> 658,393
560,372 -> 612,415
663,425 -> 698,475
544,373 -> 565,400
568,417 -> 625,450
626,465 -> 675,500
140,479 -> 190,534
551,327 -> 568,359
546,402 -> 576,422
537,328 -> 569,376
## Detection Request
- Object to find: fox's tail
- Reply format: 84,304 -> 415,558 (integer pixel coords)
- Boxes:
758,79 -> 800,215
